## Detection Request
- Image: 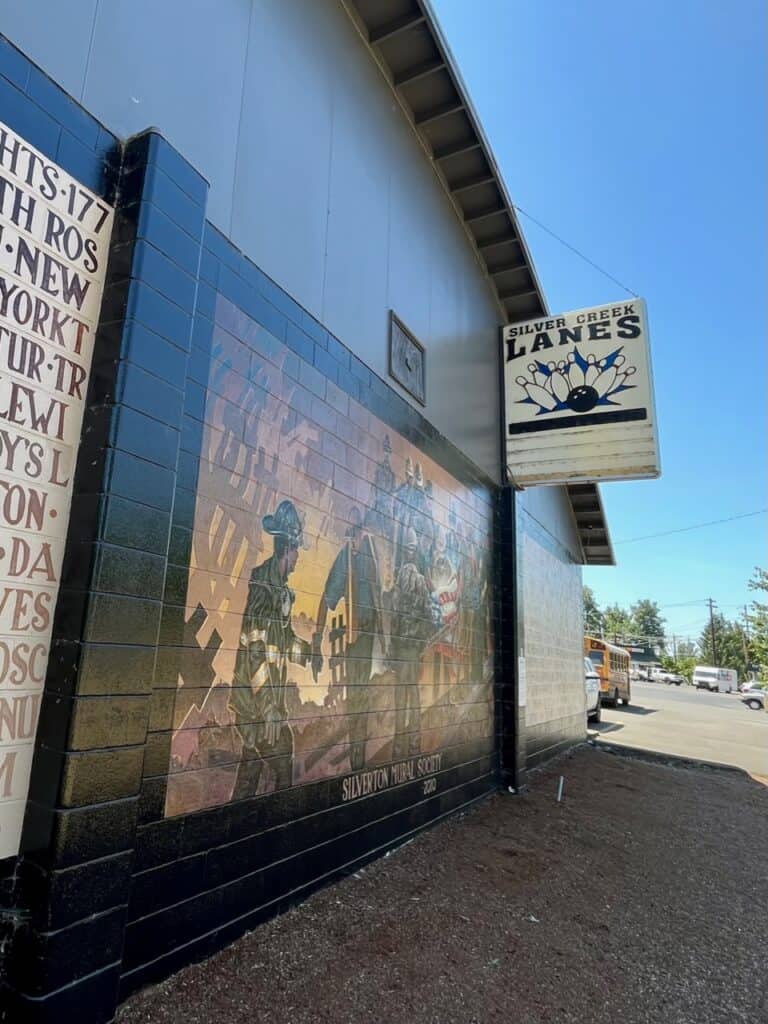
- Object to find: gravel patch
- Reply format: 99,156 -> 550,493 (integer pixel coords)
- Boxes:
119,746 -> 768,1024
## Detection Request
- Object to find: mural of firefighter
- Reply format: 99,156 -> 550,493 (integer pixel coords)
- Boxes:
228,499 -> 311,798
164,297 -> 494,817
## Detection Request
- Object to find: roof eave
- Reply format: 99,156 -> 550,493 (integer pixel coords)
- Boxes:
565,482 -> 616,566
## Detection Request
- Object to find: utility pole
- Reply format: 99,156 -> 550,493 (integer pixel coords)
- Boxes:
672,634 -> 677,660
742,605 -> 750,666
707,598 -> 718,666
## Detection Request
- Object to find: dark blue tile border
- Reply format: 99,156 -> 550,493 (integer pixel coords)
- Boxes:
0,34 -> 30,90
0,34 -> 120,204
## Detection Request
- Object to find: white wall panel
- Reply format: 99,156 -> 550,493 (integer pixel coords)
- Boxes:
0,0 -> 97,101
231,0 -> 334,319
83,0 -> 250,229
386,147 -> 435,347
521,485 -> 581,563
320,28 -> 391,353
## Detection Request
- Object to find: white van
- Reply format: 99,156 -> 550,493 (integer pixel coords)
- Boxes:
693,666 -> 738,693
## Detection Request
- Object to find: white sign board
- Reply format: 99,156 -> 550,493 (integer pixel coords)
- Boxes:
502,299 -> 660,486
0,119 -> 114,857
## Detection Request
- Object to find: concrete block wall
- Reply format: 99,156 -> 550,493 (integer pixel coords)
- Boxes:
517,493 -> 585,767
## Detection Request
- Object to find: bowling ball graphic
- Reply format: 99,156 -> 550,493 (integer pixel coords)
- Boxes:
567,385 -> 599,412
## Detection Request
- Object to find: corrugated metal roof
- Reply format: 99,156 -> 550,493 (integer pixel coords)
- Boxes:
341,0 -> 614,565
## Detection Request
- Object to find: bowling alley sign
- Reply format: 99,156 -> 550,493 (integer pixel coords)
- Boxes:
502,299 -> 660,486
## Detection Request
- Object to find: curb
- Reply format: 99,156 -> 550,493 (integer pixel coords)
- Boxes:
587,738 -> 752,778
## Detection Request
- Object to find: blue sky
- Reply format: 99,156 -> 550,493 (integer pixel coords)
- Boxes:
435,0 -> 766,643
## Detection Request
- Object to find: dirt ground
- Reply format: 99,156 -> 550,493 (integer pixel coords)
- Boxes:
119,746 -> 768,1024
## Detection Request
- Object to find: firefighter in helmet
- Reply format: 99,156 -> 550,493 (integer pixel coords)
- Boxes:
229,500 -> 311,798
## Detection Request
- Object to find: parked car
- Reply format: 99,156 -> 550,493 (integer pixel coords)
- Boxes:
584,657 -> 601,724
662,672 -> 685,686
741,690 -> 765,712
740,681 -> 764,694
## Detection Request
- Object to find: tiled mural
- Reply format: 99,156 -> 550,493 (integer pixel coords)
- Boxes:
164,296 -> 494,816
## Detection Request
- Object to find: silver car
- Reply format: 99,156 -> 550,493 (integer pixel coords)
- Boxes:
741,688 -> 765,712
584,657 -> 601,724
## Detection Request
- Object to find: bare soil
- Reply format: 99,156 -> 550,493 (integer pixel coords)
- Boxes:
119,746 -> 768,1024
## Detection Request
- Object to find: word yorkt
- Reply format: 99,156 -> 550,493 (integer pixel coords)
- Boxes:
341,754 -> 443,802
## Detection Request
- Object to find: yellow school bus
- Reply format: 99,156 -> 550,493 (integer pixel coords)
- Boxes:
584,637 -> 631,707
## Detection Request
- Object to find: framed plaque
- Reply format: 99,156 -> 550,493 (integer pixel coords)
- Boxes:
389,311 -> 425,405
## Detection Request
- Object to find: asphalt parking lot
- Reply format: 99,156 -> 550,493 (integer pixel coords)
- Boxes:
592,680 -> 768,778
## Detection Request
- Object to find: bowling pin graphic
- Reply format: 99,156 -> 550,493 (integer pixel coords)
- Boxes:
527,363 -> 548,387
567,351 -> 585,388
515,376 -> 557,411
593,360 -> 620,398
584,354 -> 600,386
550,366 -> 570,404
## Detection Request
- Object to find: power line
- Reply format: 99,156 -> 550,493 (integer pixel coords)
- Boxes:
614,509 -> 767,545
512,202 -> 639,298
657,599 -> 710,609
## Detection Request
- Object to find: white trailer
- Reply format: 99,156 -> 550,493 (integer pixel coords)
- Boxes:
693,666 -> 738,693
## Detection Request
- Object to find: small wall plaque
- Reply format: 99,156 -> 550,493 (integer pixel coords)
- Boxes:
389,311 -> 426,405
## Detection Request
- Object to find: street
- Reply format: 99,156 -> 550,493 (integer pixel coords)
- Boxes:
592,680 -> 768,778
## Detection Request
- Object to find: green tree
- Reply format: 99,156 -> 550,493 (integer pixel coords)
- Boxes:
675,639 -> 698,659
630,599 -> 666,646
660,652 -> 696,681
747,567 -> 768,679
583,585 -> 604,635
603,603 -> 633,641
698,613 -> 750,678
